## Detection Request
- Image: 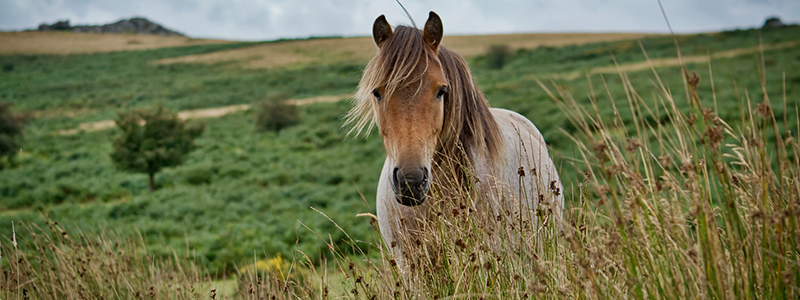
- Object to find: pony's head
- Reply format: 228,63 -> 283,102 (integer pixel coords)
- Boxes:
347,11 -> 502,207
350,12 -> 447,206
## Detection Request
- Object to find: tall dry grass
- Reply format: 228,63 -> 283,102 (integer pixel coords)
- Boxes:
0,221 -> 218,299
2,43 -> 798,299
253,42 -> 800,299
531,51 -> 800,298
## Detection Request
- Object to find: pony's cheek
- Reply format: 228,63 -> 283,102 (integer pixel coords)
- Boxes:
378,123 -> 387,137
376,114 -> 389,138
432,105 -> 445,136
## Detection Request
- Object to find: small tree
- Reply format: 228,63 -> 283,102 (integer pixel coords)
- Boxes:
0,102 -> 25,167
111,106 -> 204,192
255,94 -> 300,132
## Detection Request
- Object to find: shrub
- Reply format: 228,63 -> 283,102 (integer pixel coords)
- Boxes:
255,94 -> 300,132
0,102 -> 25,166
184,166 -> 214,185
486,44 -> 511,69
110,106 -> 205,192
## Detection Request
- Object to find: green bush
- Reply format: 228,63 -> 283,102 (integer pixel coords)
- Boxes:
486,44 -> 510,69
0,101 -> 25,165
183,164 -> 215,185
255,94 -> 301,132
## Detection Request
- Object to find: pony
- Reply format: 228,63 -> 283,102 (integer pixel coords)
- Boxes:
346,11 -> 563,270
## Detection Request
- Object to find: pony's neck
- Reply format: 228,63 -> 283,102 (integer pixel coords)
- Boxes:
435,46 -> 503,172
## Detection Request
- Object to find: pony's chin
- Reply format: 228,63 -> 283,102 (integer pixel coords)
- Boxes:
395,194 -> 426,207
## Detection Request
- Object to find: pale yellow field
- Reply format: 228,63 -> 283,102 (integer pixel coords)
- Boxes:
0,31 -> 232,55
0,30 -> 657,68
154,32 -> 658,69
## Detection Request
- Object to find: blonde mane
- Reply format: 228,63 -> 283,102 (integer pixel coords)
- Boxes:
346,25 -> 503,166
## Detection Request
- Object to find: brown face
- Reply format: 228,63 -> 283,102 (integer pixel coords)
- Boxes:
372,12 -> 447,206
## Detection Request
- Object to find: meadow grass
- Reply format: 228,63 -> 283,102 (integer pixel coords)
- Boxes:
1,26 -> 799,298
1,221 -> 219,299
2,29 -> 798,299
233,35 -> 800,299
0,101 -> 387,274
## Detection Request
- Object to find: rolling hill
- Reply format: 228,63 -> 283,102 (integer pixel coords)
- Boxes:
1,24 -> 798,298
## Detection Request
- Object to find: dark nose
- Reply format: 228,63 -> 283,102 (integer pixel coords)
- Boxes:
392,166 -> 429,206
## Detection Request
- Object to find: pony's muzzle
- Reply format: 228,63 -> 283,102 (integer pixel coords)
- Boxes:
392,167 -> 429,206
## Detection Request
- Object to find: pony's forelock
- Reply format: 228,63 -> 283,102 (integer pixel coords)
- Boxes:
346,26 -> 433,137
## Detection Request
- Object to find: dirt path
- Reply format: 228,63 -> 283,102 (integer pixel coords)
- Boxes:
58,94 -> 349,135
538,41 -> 798,81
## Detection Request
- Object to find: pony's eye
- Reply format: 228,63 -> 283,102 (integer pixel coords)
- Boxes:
373,89 -> 381,101
436,86 -> 449,99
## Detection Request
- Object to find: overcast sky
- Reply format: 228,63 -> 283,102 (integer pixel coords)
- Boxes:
1,0 -> 799,41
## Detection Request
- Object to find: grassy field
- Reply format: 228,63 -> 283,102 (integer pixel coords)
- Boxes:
1,25 -> 799,298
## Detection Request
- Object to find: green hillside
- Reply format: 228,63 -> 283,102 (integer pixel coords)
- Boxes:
1,25 -> 799,275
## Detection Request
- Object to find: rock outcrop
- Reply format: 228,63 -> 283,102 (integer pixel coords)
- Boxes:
38,20 -> 70,31
762,17 -> 785,29
37,18 -> 185,37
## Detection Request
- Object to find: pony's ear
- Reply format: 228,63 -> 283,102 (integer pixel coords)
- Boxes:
423,11 -> 443,52
372,15 -> 393,48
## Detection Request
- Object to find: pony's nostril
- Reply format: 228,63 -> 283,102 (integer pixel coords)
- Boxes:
392,167 -> 400,187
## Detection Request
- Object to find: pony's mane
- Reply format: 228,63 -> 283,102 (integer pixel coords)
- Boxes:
346,25 -> 503,165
